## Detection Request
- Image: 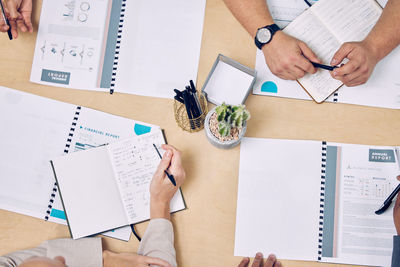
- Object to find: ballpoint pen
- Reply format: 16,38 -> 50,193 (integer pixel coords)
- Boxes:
0,1 -> 12,40
153,143 -> 177,186
375,148 -> 400,215
311,62 -> 338,71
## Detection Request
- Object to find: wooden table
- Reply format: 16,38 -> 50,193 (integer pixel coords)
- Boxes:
0,1 -> 399,266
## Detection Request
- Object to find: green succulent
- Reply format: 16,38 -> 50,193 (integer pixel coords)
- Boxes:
214,103 -> 250,137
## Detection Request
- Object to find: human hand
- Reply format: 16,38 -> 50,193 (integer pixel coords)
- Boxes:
103,250 -> 172,267
0,0 -> 33,38
238,253 -> 282,267
330,41 -> 379,87
262,31 -> 319,80
393,176 -> 400,235
150,144 -> 185,219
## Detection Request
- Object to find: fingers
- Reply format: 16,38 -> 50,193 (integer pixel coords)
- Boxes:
298,42 -> 319,74
331,43 -> 353,66
251,252 -> 263,267
0,18 -> 8,32
156,149 -> 173,175
238,257 -> 250,267
4,0 -> 19,20
264,254 -> 277,267
21,11 -> 32,32
143,255 -> 172,267
16,17 -> 26,32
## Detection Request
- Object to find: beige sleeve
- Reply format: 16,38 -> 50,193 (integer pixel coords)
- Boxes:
138,218 -> 177,267
0,243 -> 47,267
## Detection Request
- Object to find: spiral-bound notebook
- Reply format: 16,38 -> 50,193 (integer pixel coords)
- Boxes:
30,0 -> 206,98
235,138 -> 398,267
0,86 -> 159,241
51,130 -> 186,239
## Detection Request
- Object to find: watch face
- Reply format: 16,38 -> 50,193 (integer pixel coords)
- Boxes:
256,28 -> 272,44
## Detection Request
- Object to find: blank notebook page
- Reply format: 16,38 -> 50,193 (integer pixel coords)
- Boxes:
235,138 -> 322,261
52,146 -> 127,239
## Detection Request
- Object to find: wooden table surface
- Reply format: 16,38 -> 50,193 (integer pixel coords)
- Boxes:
0,1 -> 399,266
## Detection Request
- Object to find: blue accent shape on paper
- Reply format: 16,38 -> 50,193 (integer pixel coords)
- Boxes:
50,209 -> 66,220
261,81 -> 278,93
134,124 -> 151,136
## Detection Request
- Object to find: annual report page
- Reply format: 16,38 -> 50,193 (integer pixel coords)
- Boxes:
322,143 -> 398,266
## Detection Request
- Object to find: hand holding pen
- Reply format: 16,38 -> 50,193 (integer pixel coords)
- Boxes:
0,0 -> 33,39
150,144 -> 185,219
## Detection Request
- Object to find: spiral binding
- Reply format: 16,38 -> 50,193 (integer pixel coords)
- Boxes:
110,0 -> 127,94
317,141 -> 327,260
333,92 -> 338,102
44,106 -> 81,220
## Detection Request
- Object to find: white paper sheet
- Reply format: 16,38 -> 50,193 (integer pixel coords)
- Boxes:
114,0 -> 206,98
235,138 -> 322,261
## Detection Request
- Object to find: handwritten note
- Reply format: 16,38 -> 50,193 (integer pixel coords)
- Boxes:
107,131 -> 165,222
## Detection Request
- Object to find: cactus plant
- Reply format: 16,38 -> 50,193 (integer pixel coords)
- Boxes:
214,103 -> 250,137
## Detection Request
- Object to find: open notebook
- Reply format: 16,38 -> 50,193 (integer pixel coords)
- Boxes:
235,137 -> 398,267
30,0 -> 206,98
51,130 -> 186,239
0,86 -> 159,241
254,0 -> 400,108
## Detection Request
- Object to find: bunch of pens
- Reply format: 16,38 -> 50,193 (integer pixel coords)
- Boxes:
173,80 -> 208,132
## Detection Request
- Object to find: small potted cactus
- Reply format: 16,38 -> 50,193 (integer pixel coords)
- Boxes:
204,103 -> 250,149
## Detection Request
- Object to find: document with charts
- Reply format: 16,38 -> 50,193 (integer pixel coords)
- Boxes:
50,130 -> 186,239
30,0 -> 206,98
254,0 -> 400,108
0,86 -> 160,241
235,137 -> 398,267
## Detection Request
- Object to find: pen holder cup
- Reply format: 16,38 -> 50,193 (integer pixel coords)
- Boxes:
174,92 -> 208,133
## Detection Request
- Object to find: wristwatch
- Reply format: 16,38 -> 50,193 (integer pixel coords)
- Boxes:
254,24 -> 281,50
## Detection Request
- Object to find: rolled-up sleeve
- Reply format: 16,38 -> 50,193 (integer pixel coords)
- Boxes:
138,218 -> 177,267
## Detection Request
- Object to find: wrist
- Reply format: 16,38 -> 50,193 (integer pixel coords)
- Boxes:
362,38 -> 384,62
150,198 -> 170,219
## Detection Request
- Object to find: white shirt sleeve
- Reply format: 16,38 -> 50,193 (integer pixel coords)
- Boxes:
138,218 -> 177,267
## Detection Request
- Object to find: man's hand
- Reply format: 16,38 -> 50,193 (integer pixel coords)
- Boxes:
393,176 -> 400,235
103,250 -> 172,267
150,144 -> 185,219
1,0 -> 33,38
330,41 -> 379,87
238,253 -> 282,267
262,31 -> 319,80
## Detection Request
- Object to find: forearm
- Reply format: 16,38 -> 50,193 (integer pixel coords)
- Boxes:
223,0 -> 274,37
364,0 -> 400,61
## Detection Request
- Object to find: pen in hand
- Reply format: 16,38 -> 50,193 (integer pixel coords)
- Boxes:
0,1 -> 12,40
153,143 -> 177,186
311,62 -> 338,71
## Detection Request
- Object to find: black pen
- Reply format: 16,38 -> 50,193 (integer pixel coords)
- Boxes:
0,1 -> 12,40
375,184 -> 400,215
311,62 -> 337,71
153,143 -> 176,186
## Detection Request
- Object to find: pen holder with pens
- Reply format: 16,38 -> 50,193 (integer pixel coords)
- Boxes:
174,92 -> 208,133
